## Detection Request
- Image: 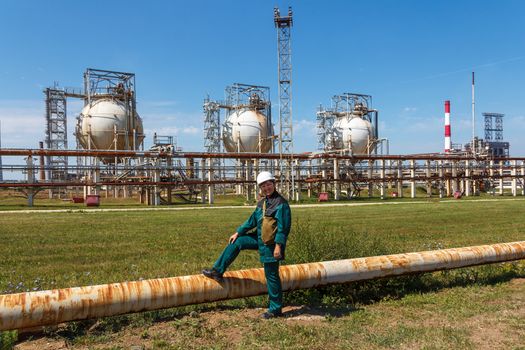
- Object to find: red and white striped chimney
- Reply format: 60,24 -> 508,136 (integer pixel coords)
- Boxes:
444,100 -> 451,153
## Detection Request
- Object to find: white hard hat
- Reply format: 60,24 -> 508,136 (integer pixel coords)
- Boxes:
256,171 -> 275,186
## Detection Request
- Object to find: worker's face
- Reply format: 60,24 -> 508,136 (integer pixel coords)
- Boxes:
260,180 -> 275,197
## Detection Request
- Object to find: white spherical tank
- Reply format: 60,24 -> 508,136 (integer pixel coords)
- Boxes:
333,115 -> 375,154
223,110 -> 273,153
76,99 -> 144,150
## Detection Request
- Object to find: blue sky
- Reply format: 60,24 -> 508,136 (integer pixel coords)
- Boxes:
1,0 -> 524,157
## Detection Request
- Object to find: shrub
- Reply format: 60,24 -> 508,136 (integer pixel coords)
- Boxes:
0,331 -> 17,350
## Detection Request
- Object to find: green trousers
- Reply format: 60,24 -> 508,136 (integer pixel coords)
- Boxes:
213,234 -> 283,314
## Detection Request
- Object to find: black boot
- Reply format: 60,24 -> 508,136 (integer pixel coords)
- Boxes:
260,311 -> 283,319
202,268 -> 223,282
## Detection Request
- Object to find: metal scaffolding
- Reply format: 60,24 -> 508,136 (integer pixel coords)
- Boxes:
274,6 -> 294,200
316,105 -> 334,151
316,93 -> 379,154
225,83 -> 271,118
483,112 -> 509,158
84,69 -> 135,104
203,97 -> 223,190
44,87 -> 68,192
203,83 -> 273,199
79,68 -> 142,151
484,112 -> 504,141
41,68 -> 155,203
204,83 -> 273,153
203,97 -> 221,155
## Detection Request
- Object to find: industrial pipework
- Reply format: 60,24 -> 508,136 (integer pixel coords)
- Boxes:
1,241 -> 524,331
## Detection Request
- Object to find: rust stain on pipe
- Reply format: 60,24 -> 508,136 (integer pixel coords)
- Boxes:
0,241 -> 524,331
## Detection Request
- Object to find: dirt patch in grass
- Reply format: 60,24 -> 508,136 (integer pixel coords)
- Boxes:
508,277 -> 525,286
12,305 -> 350,350
14,337 -> 67,350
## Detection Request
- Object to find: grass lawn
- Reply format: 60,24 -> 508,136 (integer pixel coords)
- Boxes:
1,198 -> 524,349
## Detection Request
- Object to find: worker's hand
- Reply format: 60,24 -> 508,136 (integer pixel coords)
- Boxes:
229,232 -> 239,244
273,244 -> 282,259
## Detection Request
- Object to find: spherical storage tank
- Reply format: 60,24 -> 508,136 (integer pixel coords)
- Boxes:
76,99 -> 144,150
222,110 -> 273,153
332,115 -> 375,154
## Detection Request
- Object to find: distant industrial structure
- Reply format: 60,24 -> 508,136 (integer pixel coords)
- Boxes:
75,69 -> 144,152
42,69 -> 149,199
442,72 -> 510,159
203,83 -> 275,197
462,113 -> 509,158
44,86 -> 68,186
483,112 -> 509,157
204,83 -> 274,155
317,93 -> 380,155
0,7 -> 522,207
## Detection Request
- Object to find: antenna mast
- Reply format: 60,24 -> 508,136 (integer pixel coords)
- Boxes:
274,6 -> 295,200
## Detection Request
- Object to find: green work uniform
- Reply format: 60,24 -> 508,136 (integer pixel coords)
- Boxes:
212,190 -> 292,314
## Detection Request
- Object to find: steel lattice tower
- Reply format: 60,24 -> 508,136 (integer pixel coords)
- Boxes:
274,6 -> 294,200
203,98 -> 221,154
203,97 -> 222,180
316,106 -> 335,151
483,112 -> 504,141
44,87 -> 68,186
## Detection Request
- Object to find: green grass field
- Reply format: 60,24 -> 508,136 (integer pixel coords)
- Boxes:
1,198 -> 524,349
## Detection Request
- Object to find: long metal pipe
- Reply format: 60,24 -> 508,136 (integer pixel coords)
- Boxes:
0,173 -> 522,189
0,241 -> 524,331
0,148 -> 520,161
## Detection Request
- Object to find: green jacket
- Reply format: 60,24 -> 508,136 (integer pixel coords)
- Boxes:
236,191 -> 292,263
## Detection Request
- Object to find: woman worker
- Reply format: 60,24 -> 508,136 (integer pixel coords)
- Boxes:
202,171 -> 292,319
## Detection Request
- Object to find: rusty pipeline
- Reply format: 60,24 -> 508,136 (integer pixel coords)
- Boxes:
0,147 -> 520,161
1,241 -> 524,331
